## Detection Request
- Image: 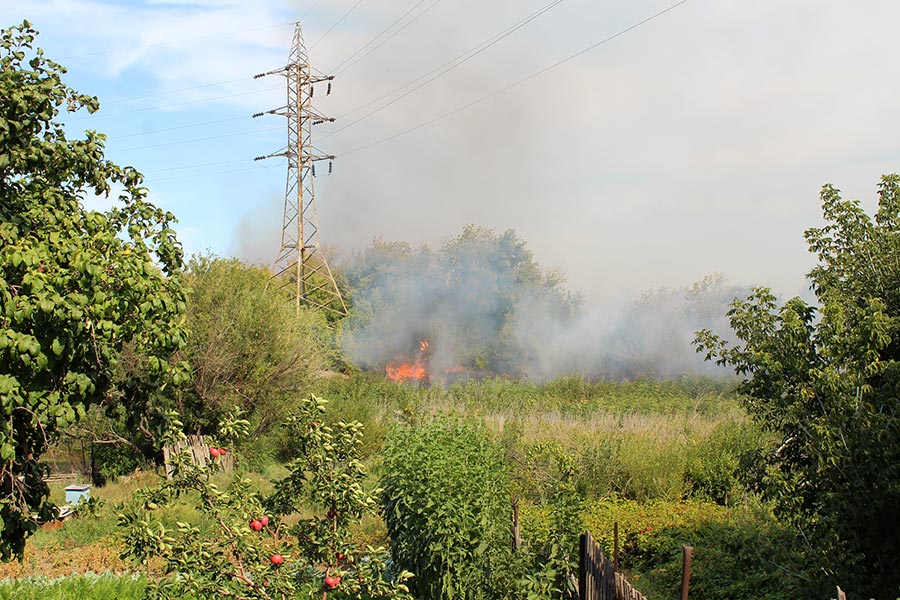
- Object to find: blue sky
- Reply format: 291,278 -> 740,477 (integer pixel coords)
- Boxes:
4,0 -> 900,304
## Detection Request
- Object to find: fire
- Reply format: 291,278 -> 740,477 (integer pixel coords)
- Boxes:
385,339 -> 430,384
386,362 -> 426,382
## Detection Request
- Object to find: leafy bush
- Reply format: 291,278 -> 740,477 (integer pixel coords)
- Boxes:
696,176 -> 900,596
380,418 -> 512,599
90,443 -> 143,487
173,256 -> 336,438
627,512 -> 807,600
118,397 -> 412,600
511,443 -> 581,599
684,421 -> 770,505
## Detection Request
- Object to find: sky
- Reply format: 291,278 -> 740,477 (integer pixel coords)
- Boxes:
4,0 -> 900,306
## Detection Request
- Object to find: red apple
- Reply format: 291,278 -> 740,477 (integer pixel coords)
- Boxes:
260,515 -> 269,527
250,520 -> 263,531
270,553 -> 284,566
324,575 -> 341,589
209,447 -> 221,458
336,553 -> 346,561
219,447 -> 227,454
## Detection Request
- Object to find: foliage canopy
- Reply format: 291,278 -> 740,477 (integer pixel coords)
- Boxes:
380,418 -> 512,599
0,21 -> 186,559
696,175 -> 900,598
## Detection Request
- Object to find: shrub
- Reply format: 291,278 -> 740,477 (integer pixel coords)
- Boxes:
380,418 -> 512,599
684,420 -> 770,505
118,397 -> 412,600
629,512 -> 807,600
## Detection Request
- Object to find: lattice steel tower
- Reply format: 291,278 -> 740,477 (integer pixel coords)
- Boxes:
254,22 -> 347,317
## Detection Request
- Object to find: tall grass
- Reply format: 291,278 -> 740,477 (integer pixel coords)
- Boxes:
310,374 -> 758,504
0,573 -> 147,600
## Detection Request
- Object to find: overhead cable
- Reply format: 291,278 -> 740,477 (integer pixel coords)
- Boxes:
339,0 -> 689,157
332,0 -> 443,76
324,0 -> 564,139
309,0 -> 364,50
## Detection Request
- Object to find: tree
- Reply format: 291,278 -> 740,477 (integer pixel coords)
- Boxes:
171,256 -> 336,438
0,21 -> 186,559
695,175 -> 900,598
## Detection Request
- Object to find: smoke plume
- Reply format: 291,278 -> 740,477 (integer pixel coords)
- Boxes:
338,227 -> 748,381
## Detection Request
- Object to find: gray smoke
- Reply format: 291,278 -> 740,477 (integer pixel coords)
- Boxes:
337,230 -> 748,381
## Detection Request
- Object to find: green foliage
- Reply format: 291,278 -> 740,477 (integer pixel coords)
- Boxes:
380,418 -> 512,600
512,443 -> 581,599
684,420 -> 770,505
119,396 -> 412,600
0,22 -> 186,559
0,573 -> 148,600
172,256 -> 335,438
624,511 -> 807,600
695,175 -> 900,598
90,442 -> 144,487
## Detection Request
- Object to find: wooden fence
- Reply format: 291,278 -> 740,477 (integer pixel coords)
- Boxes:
162,435 -> 232,479
579,530 -> 648,600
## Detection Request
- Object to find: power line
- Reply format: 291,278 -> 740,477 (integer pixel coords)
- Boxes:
101,77 -> 250,106
148,162 -> 279,183
323,0 -> 563,139
339,0 -> 689,157
144,158 -> 250,174
329,0 -> 435,74
111,127 -> 277,153
59,22 -> 294,61
66,82 -> 281,122
332,0 -> 442,76
301,0 -> 324,20
110,115 -> 252,140
309,0 -> 364,50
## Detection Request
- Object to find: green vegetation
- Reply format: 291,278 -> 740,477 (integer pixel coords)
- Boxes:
172,256 -> 335,439
0,20 -> 186,559
381,419 -> 512,599
118,397 -> 411,600
697,176 -> 900,598
0,574 -> 147,600
6,17 -> 900,600
340,226 -> 579,377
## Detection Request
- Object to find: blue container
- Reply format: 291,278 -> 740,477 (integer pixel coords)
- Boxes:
65,484 -> 91,505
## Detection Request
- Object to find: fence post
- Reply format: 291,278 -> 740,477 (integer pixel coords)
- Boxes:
680,545 -> 693,600
511,498 -> 521,552
579,533 -> 587,600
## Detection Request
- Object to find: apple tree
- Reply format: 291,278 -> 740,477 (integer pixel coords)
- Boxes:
0,21 -> 187,558
695,175 -> 900,598
119,395 -> 412,600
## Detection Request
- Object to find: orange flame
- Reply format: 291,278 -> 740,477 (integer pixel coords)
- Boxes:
386,339 -> 430,383
386,362 -> 427,382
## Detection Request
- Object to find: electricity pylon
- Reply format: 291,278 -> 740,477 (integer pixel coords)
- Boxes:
253,22 -> 347,317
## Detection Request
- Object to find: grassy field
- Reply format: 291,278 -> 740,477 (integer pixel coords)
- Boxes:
4,374 -> 797,599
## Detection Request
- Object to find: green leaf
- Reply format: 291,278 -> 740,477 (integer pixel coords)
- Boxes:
0,443 -> 14,461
